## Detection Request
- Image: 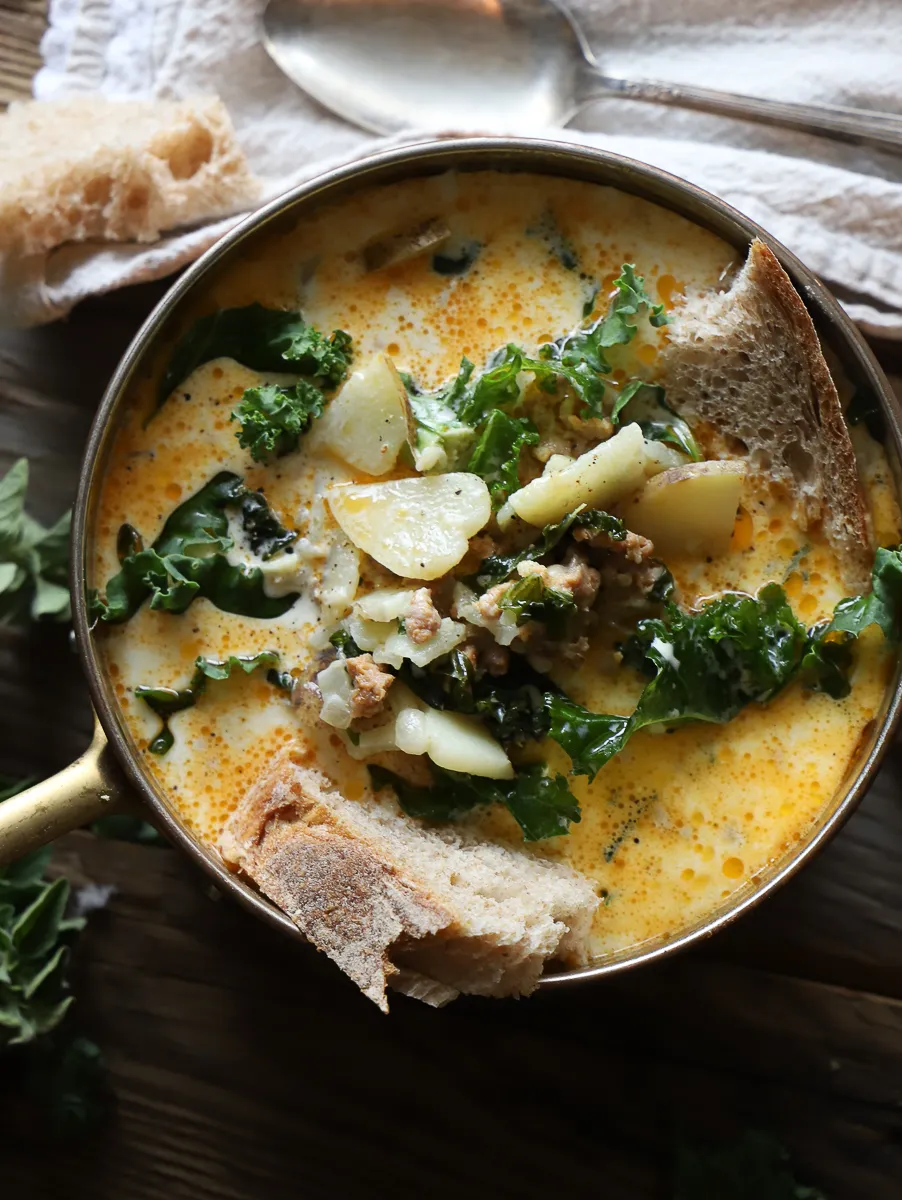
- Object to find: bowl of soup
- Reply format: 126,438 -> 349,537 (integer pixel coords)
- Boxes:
3,137 -> 900,1004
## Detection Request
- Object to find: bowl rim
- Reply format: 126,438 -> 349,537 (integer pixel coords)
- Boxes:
71,134 -> 902,987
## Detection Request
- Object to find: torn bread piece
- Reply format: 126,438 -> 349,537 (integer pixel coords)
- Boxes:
661,238 -> 871,591
220,757 -> 599,1011
0,95 -> 258,258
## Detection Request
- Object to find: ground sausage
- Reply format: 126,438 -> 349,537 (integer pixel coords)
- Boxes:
404,587 -> 442,644
574,524 -> 655,564
346,653 -> 395,720
517,549 -> 601,610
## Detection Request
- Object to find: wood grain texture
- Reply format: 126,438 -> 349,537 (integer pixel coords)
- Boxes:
3,14 -> 902,1193
1,830 -> 900,1199
0,1 -> 46,107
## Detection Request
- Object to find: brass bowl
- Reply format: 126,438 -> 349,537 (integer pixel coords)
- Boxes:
3,137 -> 900,989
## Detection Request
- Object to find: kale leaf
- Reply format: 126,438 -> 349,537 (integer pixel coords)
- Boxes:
156,303 -> 352,410
548,586 -> 810,781
823,545 -> 902,642
239,490 -> 298,560
547,699 -> 631,779
537,264 -> 668,416
467,409 -> 539,507
432,241 -> 481,276
610,381 -> 702,461
404,264 -> 670,469
627,584 -> 808,729
91,472 -> 299,624
136,650 -> 280,755
0,459 -> 71,624
548,559 -> 902,780
369,763 -> 580,841
498,573 -> 577,635
402,650 -> 553,747
231,381 -> 327,462
475,505 -> 625,589
802,545 -> 902,697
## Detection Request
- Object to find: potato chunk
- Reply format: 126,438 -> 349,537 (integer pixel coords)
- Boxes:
508,423 -> 646,526
327,473 -> 491,580
621,460 -> 746,557
317,352 -> 413,476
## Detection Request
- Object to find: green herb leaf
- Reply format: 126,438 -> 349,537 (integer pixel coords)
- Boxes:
467,409 -> 539,507
500,765 -> 582,840
611,380 -> 702,461
369,763 -> 580,841
136,650 -> 280,755
0,864 -> 82,1050
549,585 -> 810,781
498,573 -> 577,634
476,505 -> 625,589
0,460 -> 71,625
823,545 -> 902,642
538,264 -> 668,417
329,628 -> 363,658
279,326 -> 353,389
238,490 -> 298,559
432,241 -> 481,276
547,698 -> 631,778
803,545 -> 902,697
156,304 -> 352,410
457,344 -> 527,426
92,472 -> 299,623
231,382 -> 327,462
628,584 -> 808,730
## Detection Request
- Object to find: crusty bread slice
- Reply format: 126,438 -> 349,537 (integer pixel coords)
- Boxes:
660,239 -> 871,591
0,95 -> 258,257
219,756 -> 599,1011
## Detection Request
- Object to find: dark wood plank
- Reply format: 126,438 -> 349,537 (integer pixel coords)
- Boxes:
3,831 -> 900,1200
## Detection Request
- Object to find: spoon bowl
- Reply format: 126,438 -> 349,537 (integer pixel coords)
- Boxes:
263,0 -> 587,135
263,0 -> 902,152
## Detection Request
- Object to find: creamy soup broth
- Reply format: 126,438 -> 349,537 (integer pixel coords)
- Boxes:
92,171 -> 901,959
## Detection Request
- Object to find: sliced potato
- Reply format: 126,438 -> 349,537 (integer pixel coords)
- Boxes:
336,681 -> 512,779
354,588 -> 414,623
327,473 -> 491,580
621,460 -> 746,557
508,423 -> 646,527
421,708 -> 514,779
317,353 -> 412,476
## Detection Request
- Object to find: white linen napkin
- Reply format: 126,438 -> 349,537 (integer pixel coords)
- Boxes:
16,0 -> 902,335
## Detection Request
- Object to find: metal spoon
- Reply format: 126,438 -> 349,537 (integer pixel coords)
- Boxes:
263,0 -> 902,152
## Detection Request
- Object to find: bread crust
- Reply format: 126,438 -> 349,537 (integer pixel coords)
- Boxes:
220,755 -> 598,1011
662,239 -> 872,591
0,96 -> 258,258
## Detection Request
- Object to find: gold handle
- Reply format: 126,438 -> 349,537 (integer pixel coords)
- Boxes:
0,721 -> 130,865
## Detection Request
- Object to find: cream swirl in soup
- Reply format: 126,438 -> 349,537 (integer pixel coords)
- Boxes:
91,171 -> 901,961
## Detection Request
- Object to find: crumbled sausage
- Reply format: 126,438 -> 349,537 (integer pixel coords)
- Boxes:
475,583 -> 509,623
346,653 -> 394,720
575,524 -> 654,564
517,549 -> 600,610
404,587 -> 442,644
468,533 -> 498,562
482,643 -> 510,676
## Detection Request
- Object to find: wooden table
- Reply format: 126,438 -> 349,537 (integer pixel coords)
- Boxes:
4,20 -> 902,1200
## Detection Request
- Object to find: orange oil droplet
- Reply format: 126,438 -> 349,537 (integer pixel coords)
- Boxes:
730,506 -> 754,553
722,856 -> 745,879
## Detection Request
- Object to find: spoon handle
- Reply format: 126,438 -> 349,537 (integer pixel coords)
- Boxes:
577,69 -> 902,154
